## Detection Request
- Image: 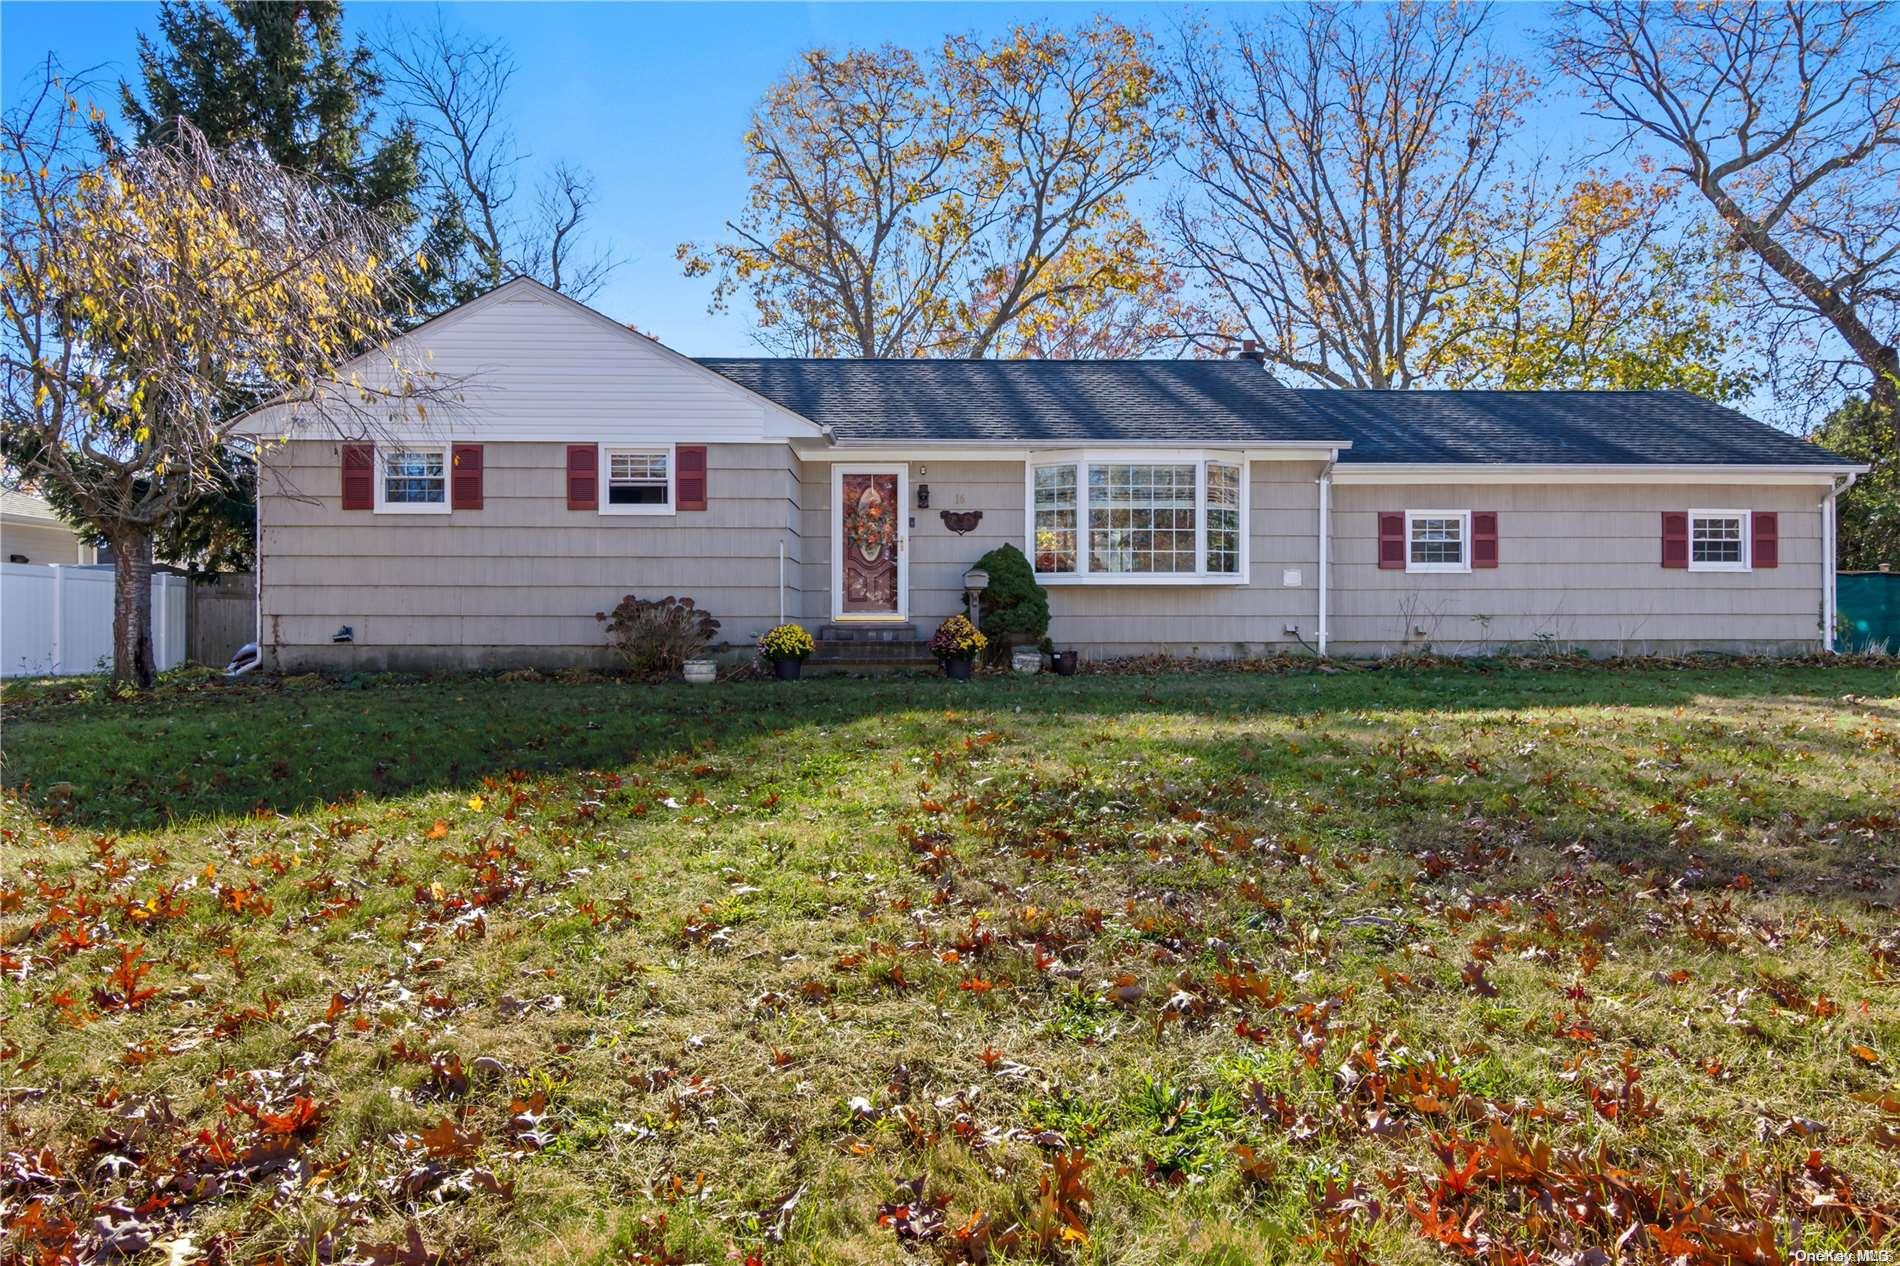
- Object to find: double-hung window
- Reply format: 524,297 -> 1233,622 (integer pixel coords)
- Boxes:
601,446 -> 672,514
1028,453 -> 1247,582
1406,511 -> 1469,573
375,444 -> 450,514
1688,510 -> 1748,571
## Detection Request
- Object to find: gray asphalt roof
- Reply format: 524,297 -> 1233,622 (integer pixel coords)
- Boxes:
698,358 -> 1340,444
1297,389 -> 1846,466
697,358 -> 1849,466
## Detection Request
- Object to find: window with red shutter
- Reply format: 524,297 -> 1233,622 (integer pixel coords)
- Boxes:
1471,511 -> 1499,568
451,444 -> 483,510
1377,511 -> 1405,569
1661,511 -> 1689,568
1751,511 -> 1778,568
566,444 -> 598,510
676,445 -> 707,511
341,443 -> 374,511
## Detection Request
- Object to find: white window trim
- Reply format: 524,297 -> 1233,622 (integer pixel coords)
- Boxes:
599,442 -> 677,517
1404,509 -> 1471,574
373,443 -> 452,515
1687,508 -> 1751,572
1022,450 -> 1250,586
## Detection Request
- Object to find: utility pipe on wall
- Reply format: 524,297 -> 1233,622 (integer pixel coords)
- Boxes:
1824,472 -> 1860,653
1316,455 -> 1336,656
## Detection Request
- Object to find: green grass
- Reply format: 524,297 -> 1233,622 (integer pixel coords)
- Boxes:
2,661 -> 1897,1265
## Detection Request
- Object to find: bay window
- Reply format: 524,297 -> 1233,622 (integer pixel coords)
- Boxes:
1027,454 -> 1247,582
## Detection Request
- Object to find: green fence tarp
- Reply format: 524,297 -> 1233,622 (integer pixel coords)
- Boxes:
1838,572 -> 1900,652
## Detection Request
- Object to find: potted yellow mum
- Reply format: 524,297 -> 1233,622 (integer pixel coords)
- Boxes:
929,614 -> 987,681
758,623 -> 816,680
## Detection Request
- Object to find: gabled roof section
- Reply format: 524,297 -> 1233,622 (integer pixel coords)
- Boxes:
236,277 -> 826,441
1298,389 -> 1849,466
697,358 -> 1342,445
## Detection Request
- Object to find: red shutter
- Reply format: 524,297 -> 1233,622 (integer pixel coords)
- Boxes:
1751,511 -> 1778,568
566,444 -> 597,510
341,443 -> 374,510
451,444 -> 483,510
1471,511 -> 1499,568
1661,511 -> 1689,568
676,445 -> 707,511
1377,512 -> 1406,569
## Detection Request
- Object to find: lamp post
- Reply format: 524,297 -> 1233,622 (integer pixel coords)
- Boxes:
961,567 -> 989,626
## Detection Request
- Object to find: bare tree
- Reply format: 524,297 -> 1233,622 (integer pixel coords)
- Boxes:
683,20 -> 1175,359
1169,2 -> 1531,387
381,15 -> 619,301
1,65 -> 441,686
1552,0 -> 1900,425
682,44 -> 967,357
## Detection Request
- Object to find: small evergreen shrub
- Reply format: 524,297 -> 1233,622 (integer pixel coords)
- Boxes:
973,543 -> 1049,644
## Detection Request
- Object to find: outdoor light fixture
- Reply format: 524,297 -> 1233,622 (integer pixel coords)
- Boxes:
917,483 -> 930,508
962,567 -> 989,624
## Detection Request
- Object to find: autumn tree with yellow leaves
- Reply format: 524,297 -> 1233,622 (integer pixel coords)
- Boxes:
1,68 -> 435,687
681,20 -> 1207,359
1438,170 -> 1755,400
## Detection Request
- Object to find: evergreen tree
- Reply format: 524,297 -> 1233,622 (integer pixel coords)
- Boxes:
101,2 -> 459,579
112,0 -> 460,314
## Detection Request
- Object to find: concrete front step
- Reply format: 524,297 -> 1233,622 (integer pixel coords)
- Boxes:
812,643 -> 935,665
816,622 -> 920,643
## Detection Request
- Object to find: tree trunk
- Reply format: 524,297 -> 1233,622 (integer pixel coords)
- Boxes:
111,527 -> 157,690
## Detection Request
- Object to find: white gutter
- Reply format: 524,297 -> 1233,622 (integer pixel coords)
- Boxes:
1317,452 -> 1336,656
1823,471 -> 1860,653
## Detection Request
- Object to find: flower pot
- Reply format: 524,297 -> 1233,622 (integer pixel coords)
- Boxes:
942,657 -> 975,681
1051,650 -> 1079,676
1010,647 -> 1042,675
682,659 -> 717,685
772,658 -> 804,681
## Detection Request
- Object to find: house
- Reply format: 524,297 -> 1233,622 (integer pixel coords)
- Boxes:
0,488 -> 97,565
240,278 -> 1865,670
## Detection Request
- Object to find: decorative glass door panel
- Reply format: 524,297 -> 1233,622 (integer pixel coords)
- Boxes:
840,472 -> 900,615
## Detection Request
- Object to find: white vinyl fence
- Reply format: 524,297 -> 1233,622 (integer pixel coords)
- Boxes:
1,563 -> 188,678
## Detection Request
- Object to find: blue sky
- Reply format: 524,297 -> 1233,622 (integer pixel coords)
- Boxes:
1,1 -> 1586,356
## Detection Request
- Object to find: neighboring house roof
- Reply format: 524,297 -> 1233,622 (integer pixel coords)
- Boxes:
696,358 -> 1344,445
0,488 -> 70,525
1302,389 -> 1848,466
698,357 -> 1851,467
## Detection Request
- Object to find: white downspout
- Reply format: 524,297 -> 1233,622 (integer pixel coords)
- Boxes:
1317,453 -> 1336,656
1824,472 -> 1859,653
778,540 -> 786,626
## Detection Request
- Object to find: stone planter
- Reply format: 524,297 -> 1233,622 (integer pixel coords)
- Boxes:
683,659 -> 717,685
1051,650 -> 1079,676
772,658 -> 804,681
942,657 -> 975,681
1010,647 -> 1042,675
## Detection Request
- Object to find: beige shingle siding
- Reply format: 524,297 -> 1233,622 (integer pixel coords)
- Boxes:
259,440 -> 803,670
258,441 -> 1830,668
1328,482 -> 1825,656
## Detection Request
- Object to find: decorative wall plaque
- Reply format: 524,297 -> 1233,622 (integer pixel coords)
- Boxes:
940,510 -> 984,535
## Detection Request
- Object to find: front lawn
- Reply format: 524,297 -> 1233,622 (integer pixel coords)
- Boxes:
3,663 -> 1897,1264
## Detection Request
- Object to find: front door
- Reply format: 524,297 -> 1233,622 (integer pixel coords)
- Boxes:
833,465 -> 907,620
